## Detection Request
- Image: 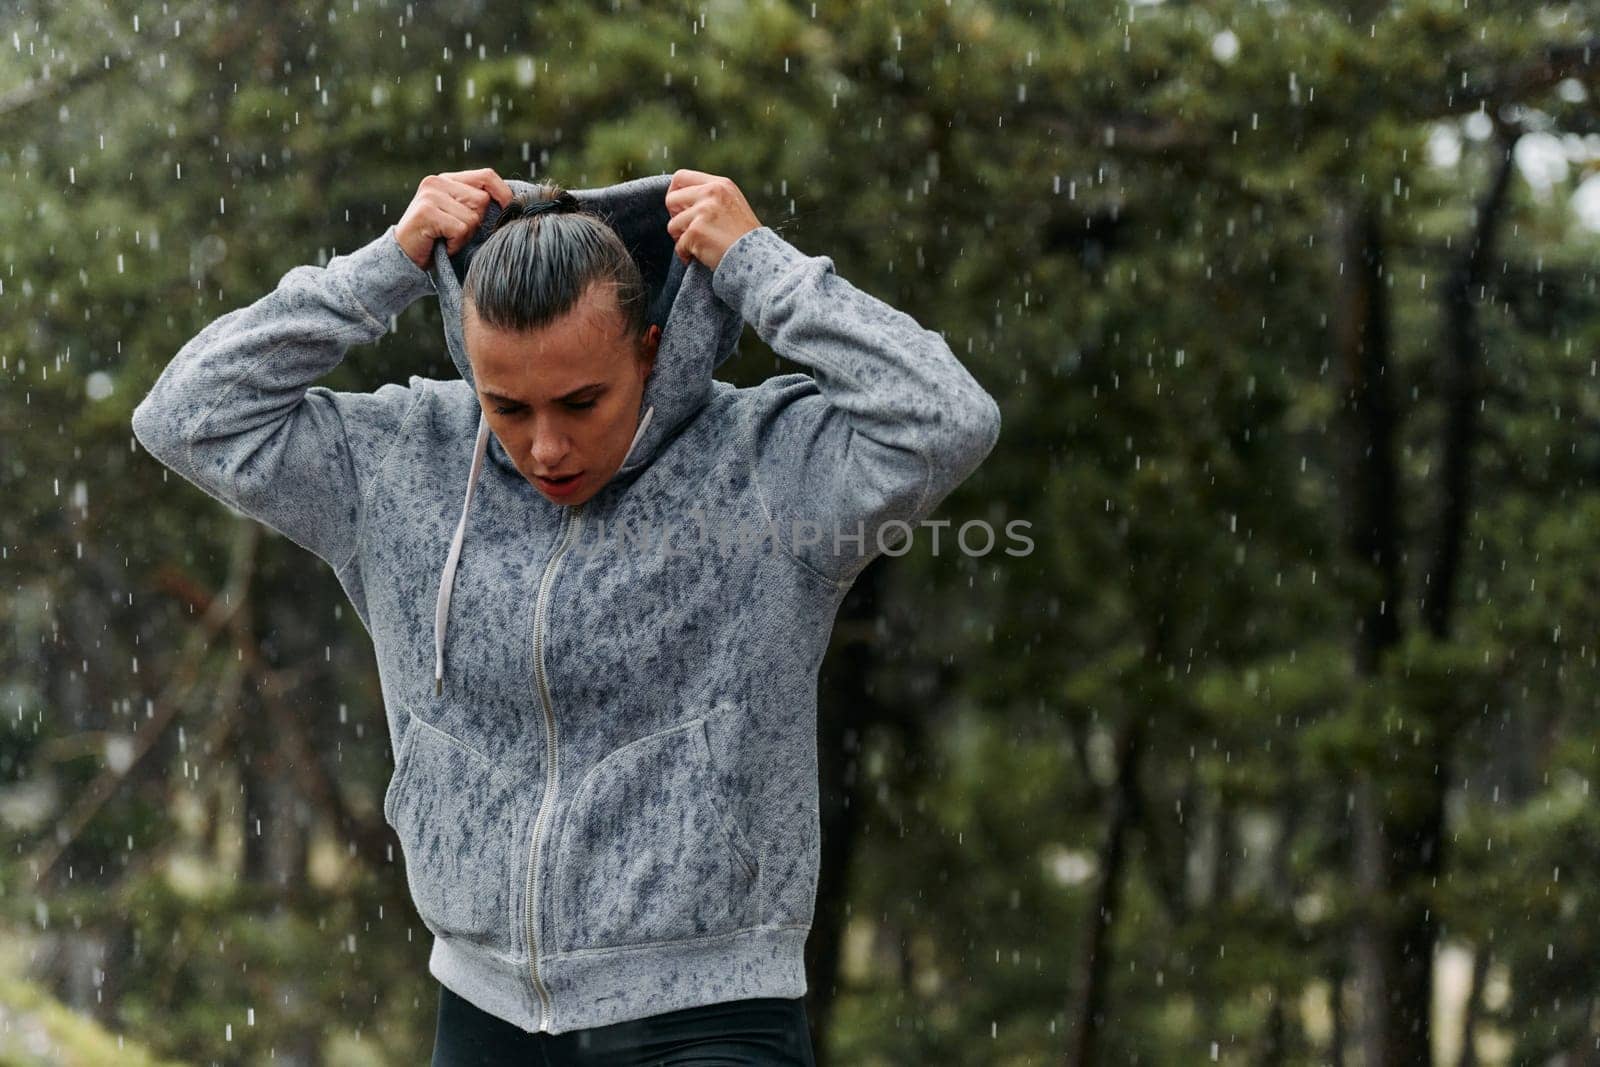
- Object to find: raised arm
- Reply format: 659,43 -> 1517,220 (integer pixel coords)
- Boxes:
711,226 -> 1002,584
131,223 -> 435,573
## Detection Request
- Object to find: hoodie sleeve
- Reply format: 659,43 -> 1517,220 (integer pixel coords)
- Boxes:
131,223 -> 436,573
711,226 -> 1002,585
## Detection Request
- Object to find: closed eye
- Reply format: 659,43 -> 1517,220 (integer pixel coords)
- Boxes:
493,400 -> 594,415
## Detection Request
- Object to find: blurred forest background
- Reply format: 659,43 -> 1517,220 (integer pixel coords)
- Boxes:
4,0 -> 1600,1063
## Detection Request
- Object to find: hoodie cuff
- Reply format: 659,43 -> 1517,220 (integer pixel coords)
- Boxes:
711,226 -> 810,321
331,223 -> 436,321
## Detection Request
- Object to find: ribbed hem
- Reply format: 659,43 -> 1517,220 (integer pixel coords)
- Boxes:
428,934 -> 543,1031
429,924 -> 811,1035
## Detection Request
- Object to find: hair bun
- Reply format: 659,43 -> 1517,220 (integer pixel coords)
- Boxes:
530,190 -> 581,216
493,189 -> 581,231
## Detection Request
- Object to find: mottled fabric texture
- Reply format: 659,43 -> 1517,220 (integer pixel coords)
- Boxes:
131,172 -> 1001,1034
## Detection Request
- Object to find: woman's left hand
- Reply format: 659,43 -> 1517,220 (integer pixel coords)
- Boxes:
664,170 -> 762,271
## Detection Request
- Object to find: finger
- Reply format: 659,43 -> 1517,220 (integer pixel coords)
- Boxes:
435,174 -> 499,214
437,169 -> 514,211
428,187 -> 480,230
424,193 -> 480,253
486,174 -> 512,207
666,168 -> 719,198
673,216 -> 698,264
484,171 -> 516,207
666,181 -> 719,219
665,197 -> 700,237
441,210 -> 479,254
439,167 -> 513,206
667,167 -> 718,186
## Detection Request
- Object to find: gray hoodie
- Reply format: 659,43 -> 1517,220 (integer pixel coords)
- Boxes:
131,173 -> 1001,1034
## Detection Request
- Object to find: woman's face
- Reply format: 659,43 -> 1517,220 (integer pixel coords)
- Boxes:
465,285 -> 660,506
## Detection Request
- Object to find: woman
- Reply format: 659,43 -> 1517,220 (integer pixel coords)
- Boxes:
132,166 -> 1001,1063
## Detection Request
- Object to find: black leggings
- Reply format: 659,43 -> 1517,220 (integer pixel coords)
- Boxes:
430,982 -> 818,1066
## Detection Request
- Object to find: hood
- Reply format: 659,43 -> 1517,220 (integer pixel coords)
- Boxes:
426,172 -> 746,481
422,172 -> 746,695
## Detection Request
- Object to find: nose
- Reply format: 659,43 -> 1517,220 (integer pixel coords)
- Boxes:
529,419 -> 570,472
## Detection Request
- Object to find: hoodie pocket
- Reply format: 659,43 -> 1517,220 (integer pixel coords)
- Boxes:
384,716 -> 520,949
553,717 -> 760,954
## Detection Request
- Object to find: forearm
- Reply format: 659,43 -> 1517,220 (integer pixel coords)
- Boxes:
712,226 -> 1002,581
132,224 -> 434,565
133,224 -> 432,465
712,226 -> 1000,511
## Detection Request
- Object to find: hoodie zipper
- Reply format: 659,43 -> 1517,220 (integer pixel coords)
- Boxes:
525,499 -> 584,1030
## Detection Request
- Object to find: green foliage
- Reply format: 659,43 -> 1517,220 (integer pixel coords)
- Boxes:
0,975 -> 187,1066
3,0 -> 1600,1062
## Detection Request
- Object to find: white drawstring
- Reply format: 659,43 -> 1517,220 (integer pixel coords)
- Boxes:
619,404 -> 654,470
435,413 -> 492,695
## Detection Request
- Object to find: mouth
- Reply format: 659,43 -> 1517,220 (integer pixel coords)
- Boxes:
534,471 -> 584,496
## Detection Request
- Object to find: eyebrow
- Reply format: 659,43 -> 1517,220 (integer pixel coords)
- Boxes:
481,383 -> 606,406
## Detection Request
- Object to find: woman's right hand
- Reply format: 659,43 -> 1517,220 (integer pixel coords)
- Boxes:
394,168 -> 517,270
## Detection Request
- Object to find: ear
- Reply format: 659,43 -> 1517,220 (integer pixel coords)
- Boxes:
640,324 -> 662,374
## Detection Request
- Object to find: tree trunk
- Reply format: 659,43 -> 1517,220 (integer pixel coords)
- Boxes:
1455,945 -> 1488,1067
1067,715 -> 1143,1067
1335,196 -> 1407,1066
